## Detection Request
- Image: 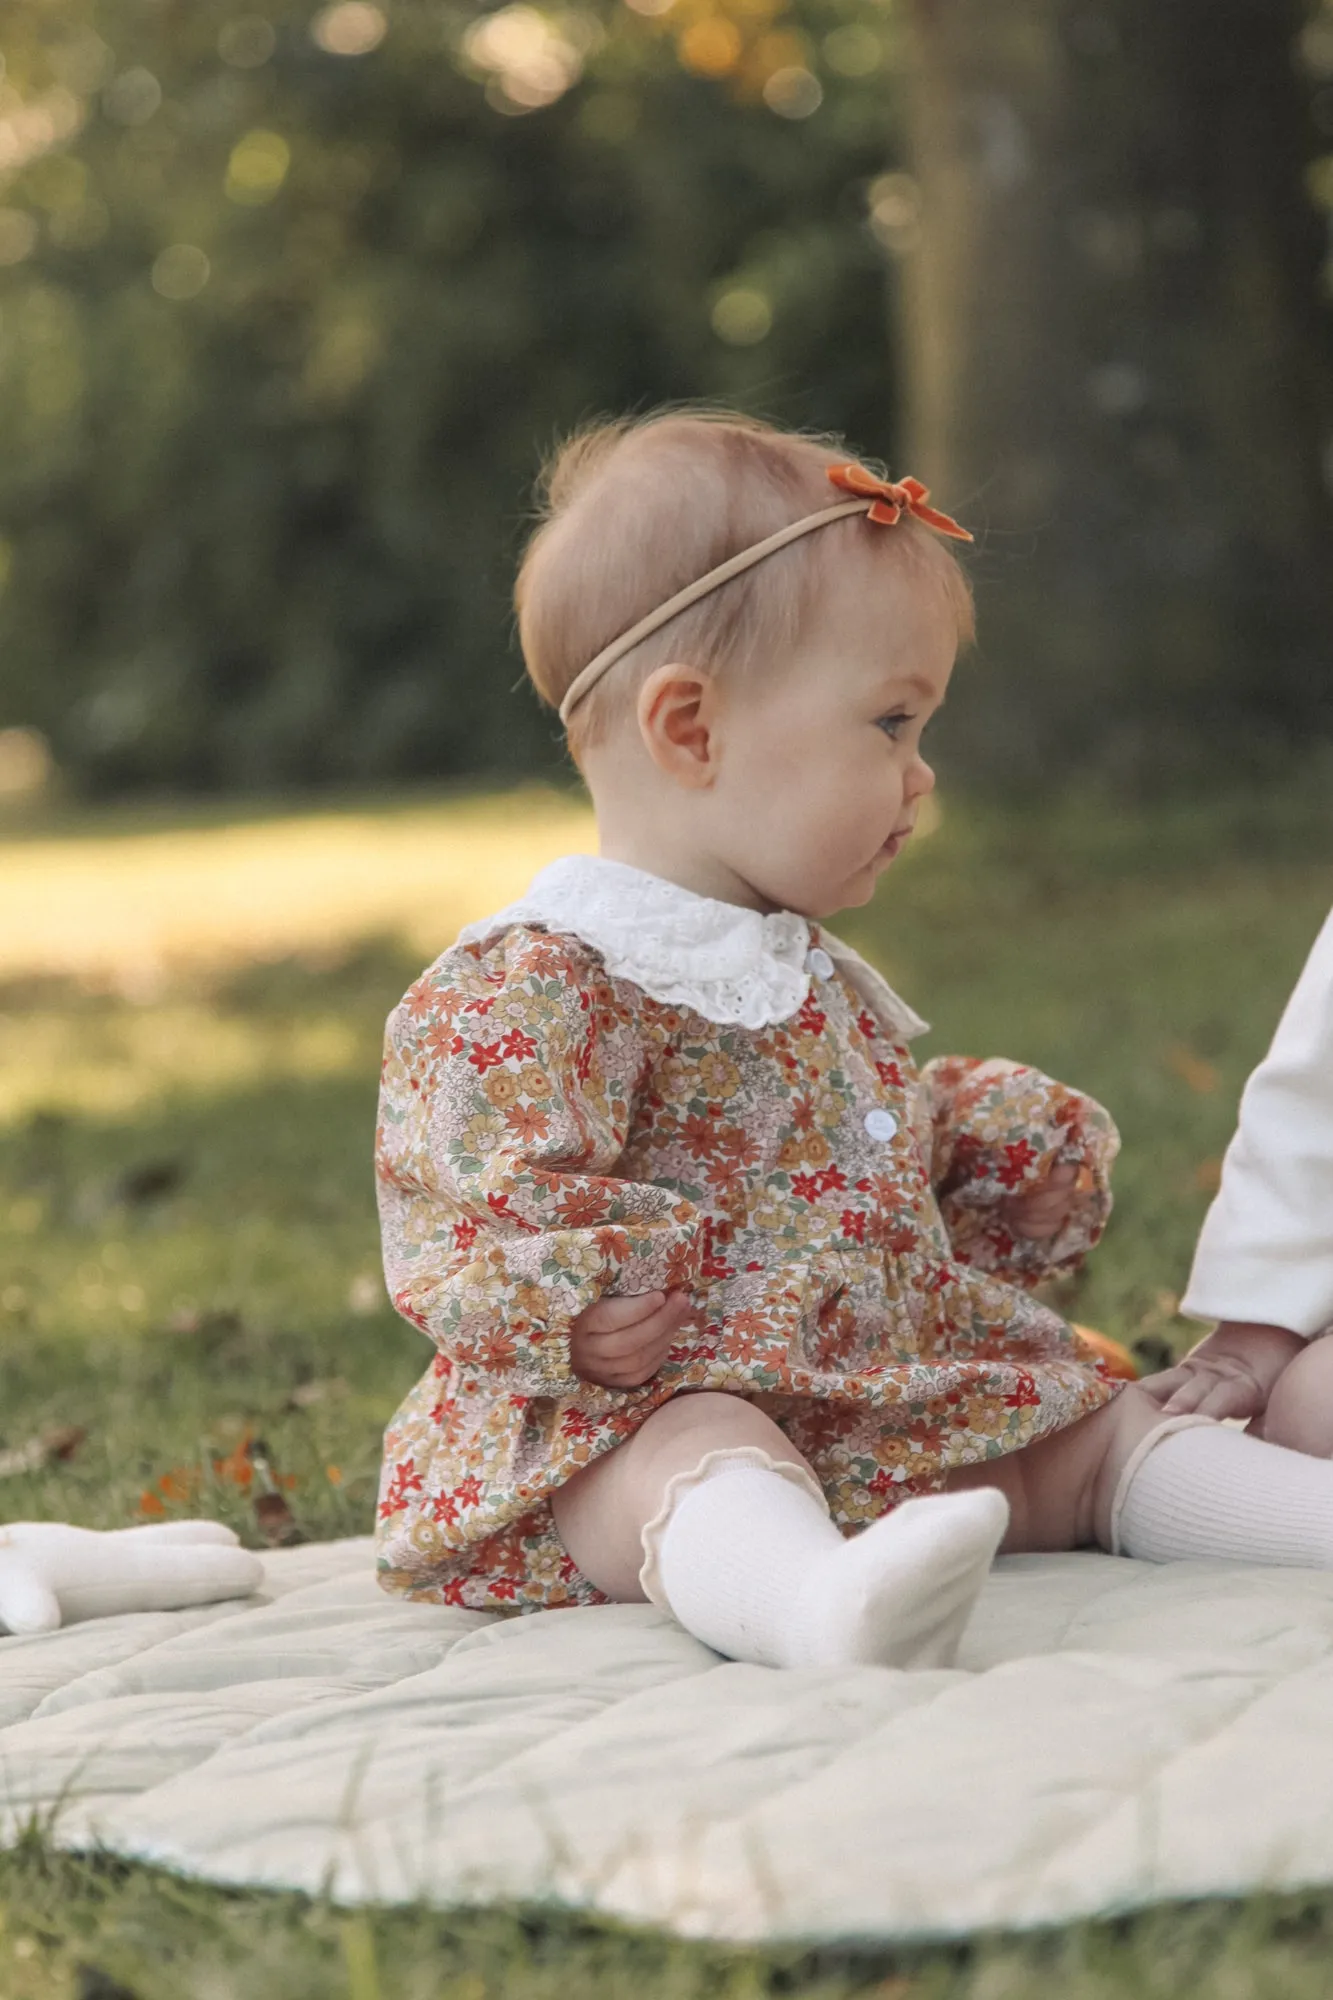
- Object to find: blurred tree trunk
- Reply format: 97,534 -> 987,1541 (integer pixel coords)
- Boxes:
898,0 -> 1333,786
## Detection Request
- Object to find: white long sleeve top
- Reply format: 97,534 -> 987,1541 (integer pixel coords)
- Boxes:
1182,908 -> 1333,1335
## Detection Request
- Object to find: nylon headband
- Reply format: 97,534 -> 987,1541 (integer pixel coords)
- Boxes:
555,496 -> 872,726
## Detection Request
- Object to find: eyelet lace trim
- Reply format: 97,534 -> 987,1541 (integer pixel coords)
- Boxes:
456,854 -> 929,1039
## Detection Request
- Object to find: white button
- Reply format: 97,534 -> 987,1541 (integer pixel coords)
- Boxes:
863,1108 -> 898,1142
806,946 -> 835,979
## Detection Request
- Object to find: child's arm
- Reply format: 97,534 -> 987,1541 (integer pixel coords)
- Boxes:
1181,907 -> 1333,1340
921,1055 -> 1119,1287
1141,908 -> 1333,1418
377,929 -> 700,1399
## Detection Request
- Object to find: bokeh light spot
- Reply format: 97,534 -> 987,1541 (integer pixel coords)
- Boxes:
463,7 -> 584,110
151,243 -> 211,300
0,727 -> 54,802
1307,154 -> 1333,210
822,24 -> 880,76
711,286 -> 772,344
867,171 -> 921,254
225,129 -> 291,205
762,65 -> 822,116
311,4 -> 388,57
678,16 -> 743,76
219,16 -> 278,68
0,208 -> 38,265
102,66 -> 162,127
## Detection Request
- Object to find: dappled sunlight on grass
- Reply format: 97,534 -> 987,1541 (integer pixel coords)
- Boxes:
0,785 -> 597,989
0,1001 -> 364,1125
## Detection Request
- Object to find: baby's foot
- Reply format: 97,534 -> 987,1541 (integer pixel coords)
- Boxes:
790,1488 -> 1009,1669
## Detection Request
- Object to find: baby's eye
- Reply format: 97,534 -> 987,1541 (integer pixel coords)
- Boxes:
875,711 -> 912,740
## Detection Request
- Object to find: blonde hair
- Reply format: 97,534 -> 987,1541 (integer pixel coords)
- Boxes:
515,407 -> 975,764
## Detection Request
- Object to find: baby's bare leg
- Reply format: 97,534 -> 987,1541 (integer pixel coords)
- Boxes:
1256,1339 -> 1333,1456
945,1385 -> 1169,1553
551,1392 -> 811,1600
552,1390 -> 1011,1669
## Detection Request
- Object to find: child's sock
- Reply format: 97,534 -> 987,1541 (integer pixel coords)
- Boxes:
639,1446 -> 1009,1669
1113,1415 -> 1333,1565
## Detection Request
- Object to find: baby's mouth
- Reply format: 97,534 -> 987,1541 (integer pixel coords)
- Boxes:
878,823 -> 915,858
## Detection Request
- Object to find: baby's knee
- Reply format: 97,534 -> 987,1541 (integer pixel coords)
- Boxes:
633,1391 -> 801,1478
1259,1340 -> 1333,1458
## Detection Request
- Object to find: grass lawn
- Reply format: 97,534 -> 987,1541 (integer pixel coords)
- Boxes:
2,775 -> 1333,1997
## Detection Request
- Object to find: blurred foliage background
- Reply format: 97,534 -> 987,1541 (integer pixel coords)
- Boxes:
0,0 -> 1329,802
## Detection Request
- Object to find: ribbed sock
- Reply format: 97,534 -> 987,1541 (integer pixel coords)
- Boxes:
641,1450 -> 1009,1669
1114,1417 -> 1333,1566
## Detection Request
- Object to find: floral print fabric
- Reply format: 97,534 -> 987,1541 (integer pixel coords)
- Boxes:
375,923 -> 1120,1610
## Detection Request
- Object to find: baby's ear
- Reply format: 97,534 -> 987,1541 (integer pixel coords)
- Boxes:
637,663 -> 718,787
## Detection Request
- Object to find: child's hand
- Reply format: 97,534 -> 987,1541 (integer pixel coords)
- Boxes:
569,1289 -> 695,1389
1138,1321 -> 1305,1421
997,1161 -> 1082,1241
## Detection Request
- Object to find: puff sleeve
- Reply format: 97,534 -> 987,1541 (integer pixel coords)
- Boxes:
1182,908 -> 1333,1336
920,1055 -> 1120,1287
375,926 -> 701,1396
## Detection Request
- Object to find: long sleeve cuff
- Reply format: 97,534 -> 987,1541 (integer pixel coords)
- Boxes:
394,1211 -> 702,1398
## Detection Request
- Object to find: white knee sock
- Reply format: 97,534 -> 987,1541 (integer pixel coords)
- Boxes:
639,1447 -> 1009,1670
1114,1416 -> 1333,1566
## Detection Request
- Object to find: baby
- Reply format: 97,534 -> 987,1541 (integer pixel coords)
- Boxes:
374,411 -> 1333,1671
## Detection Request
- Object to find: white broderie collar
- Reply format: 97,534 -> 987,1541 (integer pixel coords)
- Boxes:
456,854 -> 929,1039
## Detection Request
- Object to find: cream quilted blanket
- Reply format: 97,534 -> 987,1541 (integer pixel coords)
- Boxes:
3,1537 -> 1333,1943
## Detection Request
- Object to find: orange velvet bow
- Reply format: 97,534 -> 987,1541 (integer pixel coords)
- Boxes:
827,463 -> 973,542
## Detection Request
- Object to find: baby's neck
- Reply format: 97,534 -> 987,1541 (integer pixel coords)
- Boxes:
593,822 -> 776,916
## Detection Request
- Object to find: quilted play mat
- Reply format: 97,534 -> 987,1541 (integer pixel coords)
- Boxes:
4,1536 -> 1333,1943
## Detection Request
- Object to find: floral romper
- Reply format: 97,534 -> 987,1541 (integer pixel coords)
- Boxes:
375,855 -> 1121,1611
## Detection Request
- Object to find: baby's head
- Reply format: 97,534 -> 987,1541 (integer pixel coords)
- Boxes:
516,409 -> 974,920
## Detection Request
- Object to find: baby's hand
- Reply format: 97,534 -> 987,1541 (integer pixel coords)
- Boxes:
1138,1321 -> 1305,1421
569,1290 -> 694,1389
997,1161 -> 1082,1242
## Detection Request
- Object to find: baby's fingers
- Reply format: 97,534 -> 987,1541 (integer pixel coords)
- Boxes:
1157,1372 -> 1212,1416
575,1291 -> 667,1334
1138,1364 -> 1193,1406
583,1297 -> 691,1361
1190,1376 -> 1265,1422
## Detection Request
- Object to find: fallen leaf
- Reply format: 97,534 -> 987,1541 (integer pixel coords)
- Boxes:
156,1467 -> 201,1505
347,1273 -> 383,1315
169,1305 -> 242,1344
0,1438 -> 46,1480
138,1461 -> 203,1513
1195,1156 -> 1224,1194
248,1438 -> 306,1545
111,1157 -> 187,1207
0,1424 -> 87,1479
287,1376 -> 349,1410
326,1464 -> 343,1485
1166,1043 -> 1220,1094
212,1431 -> 255,1489
254,1491 -> 304,1546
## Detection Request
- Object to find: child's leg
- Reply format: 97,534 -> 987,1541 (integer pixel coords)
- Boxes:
552,1392 -> 1010,1670
1254,1337 -> 1333,1456
949,1380 -> 1333,1566
945,1386 -> 1166,1551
